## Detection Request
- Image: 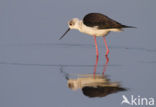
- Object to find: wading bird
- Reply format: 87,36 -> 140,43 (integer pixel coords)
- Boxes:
59,13 -> 135,56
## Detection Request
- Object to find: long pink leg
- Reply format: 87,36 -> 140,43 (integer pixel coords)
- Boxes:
94,36 -> 99,57
103,36 -> 109,56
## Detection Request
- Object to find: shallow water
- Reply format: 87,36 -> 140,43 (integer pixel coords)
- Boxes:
0,0 -> 156,107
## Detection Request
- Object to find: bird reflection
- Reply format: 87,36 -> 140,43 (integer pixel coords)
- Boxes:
60,56 -> 126,98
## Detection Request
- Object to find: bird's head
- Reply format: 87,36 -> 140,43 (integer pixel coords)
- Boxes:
59,18 -> 80,40
68,18 -> 80,30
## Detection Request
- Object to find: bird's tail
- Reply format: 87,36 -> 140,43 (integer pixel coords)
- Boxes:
122,25 -> 136,28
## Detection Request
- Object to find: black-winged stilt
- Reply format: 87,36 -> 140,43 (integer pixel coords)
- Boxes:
59,13 -> 135,56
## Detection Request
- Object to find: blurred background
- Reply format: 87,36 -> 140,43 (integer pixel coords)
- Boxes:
0,0 -> 156,107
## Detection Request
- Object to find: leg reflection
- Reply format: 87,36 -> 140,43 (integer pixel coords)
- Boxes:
102,55 -> 109,76
93,55 -> 109,77
93,56 -> 99,77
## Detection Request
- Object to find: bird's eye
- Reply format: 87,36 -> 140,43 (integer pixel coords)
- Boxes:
69,21 -> 74,26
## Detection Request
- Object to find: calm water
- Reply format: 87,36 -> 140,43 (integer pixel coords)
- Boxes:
0,0 -> 156,107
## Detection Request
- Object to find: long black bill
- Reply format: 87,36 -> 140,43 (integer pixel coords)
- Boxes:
59,28 -> 70,40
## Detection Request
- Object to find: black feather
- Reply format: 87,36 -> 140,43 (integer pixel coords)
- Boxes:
83,13 -> 135,29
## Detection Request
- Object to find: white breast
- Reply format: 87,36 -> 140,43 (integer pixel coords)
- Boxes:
78,21 -> 121,36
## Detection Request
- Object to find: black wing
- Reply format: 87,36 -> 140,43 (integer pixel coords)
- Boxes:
83,13 -> 128,29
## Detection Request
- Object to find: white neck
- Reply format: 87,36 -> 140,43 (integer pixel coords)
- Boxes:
76,20 -> 83,32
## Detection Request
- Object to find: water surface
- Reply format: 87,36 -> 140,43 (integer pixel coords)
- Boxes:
0,0 -> 156,107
